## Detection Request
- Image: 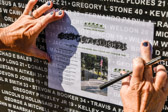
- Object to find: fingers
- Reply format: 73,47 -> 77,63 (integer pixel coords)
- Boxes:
23,0 -> 38,15
44,10 -> 65,22
32,10 -> 65,34
121,71 -> 130,89
141,41 -> 152,63
141,41 -> 153,80
33,1 -> 53,18
154,65 -> 167,91
29,47 -> 51,62
130,57 -> 144,86
120,71 -> 130,98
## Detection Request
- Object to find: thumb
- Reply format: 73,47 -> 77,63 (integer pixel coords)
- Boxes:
29,47 -> 51,62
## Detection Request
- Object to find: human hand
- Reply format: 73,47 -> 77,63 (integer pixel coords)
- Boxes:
120,41 -> 168,112
0,0 -> 65,62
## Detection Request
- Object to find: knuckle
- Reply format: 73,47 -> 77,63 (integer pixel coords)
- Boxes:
40,22 -> 44,28
157,71 -> 167,79
37,21 -> 43,28
157,65 -> 166,71
131,82 -> 141,90
133,57 -> 140,63
27,30 -> 33,39
135,63 -> 144,70
33,10 -> 40,17
156,65 -> 167,78
133,57 -> 144,69
158,64 -> 165,67
143,84 -> 151,92
144,82 -> 153,91
133,57 -> 143,63
134,63 -> 144,72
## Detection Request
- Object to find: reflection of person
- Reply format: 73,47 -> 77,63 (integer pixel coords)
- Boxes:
120,41 -> 168,112
0,0 -> 64,62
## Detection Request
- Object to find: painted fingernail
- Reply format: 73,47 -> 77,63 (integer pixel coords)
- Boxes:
59,10 -> 62,15
55,8 -> 59,12
143,42 -> 148,47
50,11 -> 54,15
47,1 -> 50,6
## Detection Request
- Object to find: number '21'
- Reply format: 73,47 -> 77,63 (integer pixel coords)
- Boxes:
158,0 -> 166,7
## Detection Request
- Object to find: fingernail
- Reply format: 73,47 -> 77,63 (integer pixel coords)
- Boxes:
47,1 -> 50,6
55,8 -> 59,12
59,10 -> 62,15
50,11 -> 54,15
143,42 -> 148,47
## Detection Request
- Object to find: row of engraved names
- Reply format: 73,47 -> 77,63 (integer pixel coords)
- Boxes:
0,84 -> 123,112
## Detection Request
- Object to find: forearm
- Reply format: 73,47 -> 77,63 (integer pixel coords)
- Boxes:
0,28 -> 8,50
123,108 -> 160,112
123,108 -> 138,112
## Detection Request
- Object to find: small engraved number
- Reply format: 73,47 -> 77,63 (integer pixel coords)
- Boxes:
134,9 -> 143,15
158,0 -> 166,7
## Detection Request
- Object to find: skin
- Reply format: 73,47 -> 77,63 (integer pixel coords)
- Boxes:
120,41 -> 168,112
0,0 -> 65,62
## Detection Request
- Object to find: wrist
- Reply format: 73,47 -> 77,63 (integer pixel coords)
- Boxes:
0,28 -> 9,50
124,107 -> 139,112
